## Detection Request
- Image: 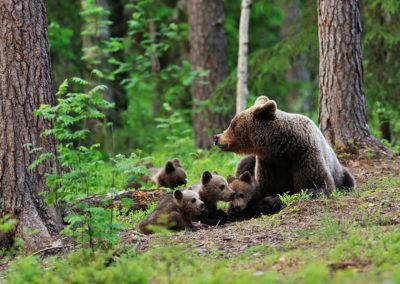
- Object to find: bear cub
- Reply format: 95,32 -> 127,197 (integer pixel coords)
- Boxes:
130,158 -> 187,189
227,171 -> 283,222
191,171 -> 235,226
149,158 -> 187,189
139,189 -> 204,235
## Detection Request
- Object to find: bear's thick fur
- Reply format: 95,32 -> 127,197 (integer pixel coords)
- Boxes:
226,171 -> 283,222
235,155 -> 256,177
215,96 -> 355,198
191,170 -> 235,226
139,189 -> 204,235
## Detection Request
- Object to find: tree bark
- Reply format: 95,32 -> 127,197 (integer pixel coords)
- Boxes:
188,0 -> 230,149
318,0 -> 390,154
81,0 -> 115,150
236,0 -> 251,114
281,1 -> 311,114
0,0 -> 61,250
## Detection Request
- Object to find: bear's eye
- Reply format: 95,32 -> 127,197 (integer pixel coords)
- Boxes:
219,185 -> 225,190
191,198 -> 196,203
239,194 -> 244,199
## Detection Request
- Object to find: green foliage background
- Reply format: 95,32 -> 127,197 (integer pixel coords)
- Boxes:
47,0 -> 400,153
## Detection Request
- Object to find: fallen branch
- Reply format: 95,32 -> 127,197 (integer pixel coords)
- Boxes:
73,189 -> 167,213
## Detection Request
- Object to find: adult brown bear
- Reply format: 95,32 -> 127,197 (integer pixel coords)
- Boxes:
214,96 -> 354,198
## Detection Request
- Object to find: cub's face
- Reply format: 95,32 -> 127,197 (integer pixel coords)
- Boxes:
174,189 -> 205,216
214,96 -> 277,155
227,171 -> 255,212
200,171 -> 235,202
158,159 -> 188,189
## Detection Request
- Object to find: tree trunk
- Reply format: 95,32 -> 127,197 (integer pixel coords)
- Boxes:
149,15 -> 161,116
236,0 -> 251,114
281,1 -> 311,114
81,0 -> 115,150
107,0 -> 128,113
0,0 -> 61,250
188,0 -> 230,149
318,0 -> 390,154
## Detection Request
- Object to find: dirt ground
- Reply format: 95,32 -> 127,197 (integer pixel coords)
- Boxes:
120,153 -> 400,257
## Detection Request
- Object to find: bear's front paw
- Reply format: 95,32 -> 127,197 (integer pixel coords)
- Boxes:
258,196 -> 283,215
190,222 -> 205,231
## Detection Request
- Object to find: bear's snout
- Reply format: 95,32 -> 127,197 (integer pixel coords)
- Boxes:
213,134 -> 219,143
213,133 -> 229,150
230,192 -> 236,200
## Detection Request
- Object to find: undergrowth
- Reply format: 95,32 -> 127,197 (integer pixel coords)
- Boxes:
3,167 -> 400,283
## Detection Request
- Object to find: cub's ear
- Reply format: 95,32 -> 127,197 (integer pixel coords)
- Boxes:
201,171 -> 212,185
212,170 -> 219,175
227,174 -> 236,184
254,96 -> 269,105
172,158 -> 182,168
253,100 -> 277,121
187,186 -> 193,190
165,161 -> 175,173
173,189 -> 183,201
239,171 -> 252,184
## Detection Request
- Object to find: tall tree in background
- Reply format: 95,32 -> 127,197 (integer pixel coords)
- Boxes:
318,0 -> 389,154
236,0 -> 251,114
281,1 -> 311,113
0,0 -> 61,249
188,0 -> 230,149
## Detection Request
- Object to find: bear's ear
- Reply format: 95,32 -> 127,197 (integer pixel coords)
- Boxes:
165,161 -> 175,173
173,189 -> 183,201
239,171 -> 252,184
227,174 -> 236,184
212,170 -> 219,175
187,186 -> 193,190
254,96 -> 269,105
172,158 -> 182,168
201,171 -> 212,185
253,100 -> 277,121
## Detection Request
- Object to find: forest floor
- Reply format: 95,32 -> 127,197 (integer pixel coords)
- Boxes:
116,152 -> 400,282
123,153 -> 400,256
2,152 -> 400,283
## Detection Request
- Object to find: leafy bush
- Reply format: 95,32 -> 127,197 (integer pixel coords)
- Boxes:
32,77 -> 121,250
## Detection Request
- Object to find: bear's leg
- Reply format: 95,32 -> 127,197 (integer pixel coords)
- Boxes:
257,196 -> 284,215
255,157 -> 294,196
293,165 -> 335,197
138,219 -> 152,235
167,211 -> 186,231
339,167 -> 355,189
200,209 -> 228,226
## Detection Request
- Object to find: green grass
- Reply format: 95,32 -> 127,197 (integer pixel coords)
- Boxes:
4,221 -> 400,283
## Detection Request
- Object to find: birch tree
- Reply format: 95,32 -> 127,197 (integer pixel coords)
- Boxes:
236,0 -> 251,114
